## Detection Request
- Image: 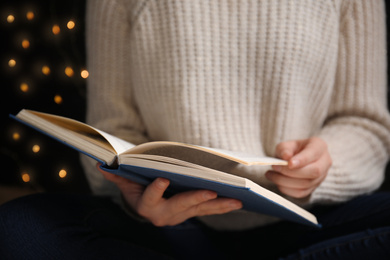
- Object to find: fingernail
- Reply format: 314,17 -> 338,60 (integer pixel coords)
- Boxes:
290,159 -> 300,168
203,191 -> 217,200
156,178 -> 169,188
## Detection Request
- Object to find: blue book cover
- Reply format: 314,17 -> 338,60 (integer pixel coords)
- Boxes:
11,109 -> 320,228
102,163 -> 319,227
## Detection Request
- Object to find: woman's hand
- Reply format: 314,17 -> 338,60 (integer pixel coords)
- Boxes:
265,137 -> 332,199
97,163 -> 242,226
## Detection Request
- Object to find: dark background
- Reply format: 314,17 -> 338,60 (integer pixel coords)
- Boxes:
0,0 -> 90,196
0,1 -> 389,202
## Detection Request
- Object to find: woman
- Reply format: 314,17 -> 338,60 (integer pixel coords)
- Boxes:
1,1 -> 390,259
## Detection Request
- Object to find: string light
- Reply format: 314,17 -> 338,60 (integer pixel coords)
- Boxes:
5,2 -> 87,191
12,132 -> 20,141
65,66 -> 74,77
22,39 -> 30,49
26,11 -> 34,21
81,69 -> 89,79
67,20 -> 75,30
54,94 -> 63,104
41,65 -> 50,75
20,82 -> 29,92
7,14 -> 15,23
52,24 -> 60,35
32,144 -> 40,153
8,59 -> 16,67
21,172 -> 31,183
59,169 -> 67,178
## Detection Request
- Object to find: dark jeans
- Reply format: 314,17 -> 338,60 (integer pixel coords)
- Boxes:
0,192 -> 390,260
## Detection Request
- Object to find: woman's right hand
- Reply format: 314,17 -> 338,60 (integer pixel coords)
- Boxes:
96,163 -> 242,226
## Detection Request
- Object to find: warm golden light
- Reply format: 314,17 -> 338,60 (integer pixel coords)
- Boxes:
65,66 -> 74,77
8,59 -> 16,67
67,20 -> 75,30
52,24 -> 60,35
59,169 -> 67,178
26,11 -> 34,21
22,39 -> 30,49
7,14 -> 15,23
32,144 -> 40,153
20,83 -> 29,92
21,172 -> 31,183
80,69 -> 89,79
54,95 -> 63,104
12,132 -> 20,141
42,65 -> 50,75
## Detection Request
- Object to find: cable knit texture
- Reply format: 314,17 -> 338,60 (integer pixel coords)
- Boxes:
81,0 -> 390,230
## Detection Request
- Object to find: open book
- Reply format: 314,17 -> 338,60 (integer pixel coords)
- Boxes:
12,109 -> 320,227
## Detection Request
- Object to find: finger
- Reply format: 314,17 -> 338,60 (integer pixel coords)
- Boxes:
147,190 -> 241,226
272,156 -> 329,179
185,197 -> 242,217
288,137 -> 327,169
265,171 -> 317,198
165,189 -> 219,213
139,178 -> 170,208
278,186 -> 315,199
167,198 -> 242,226
265,170 -> 319,189
275,139 -> 307,160
163,190 -> 233,217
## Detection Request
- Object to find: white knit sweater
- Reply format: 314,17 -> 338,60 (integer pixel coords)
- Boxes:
81,0 -> 390,230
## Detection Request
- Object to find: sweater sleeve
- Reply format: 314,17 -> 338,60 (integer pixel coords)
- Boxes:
80,0 -> 149,199
312,0 -> 390,203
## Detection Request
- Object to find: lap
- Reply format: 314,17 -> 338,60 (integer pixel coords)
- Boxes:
306,192 -> 390,244
0,193 -> 172,259
1,192 -> 390,259
284,192 -> 390,259
201,192 -> 390,259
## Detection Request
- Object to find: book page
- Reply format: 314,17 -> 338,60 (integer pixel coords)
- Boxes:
197,146 -> 287,165
24,110 -> 135,155
92,129 -> 135,155
245,179 -> 318,225
15,110 -> 115,163
119,156 -> 247,187
123,141 -> 287,166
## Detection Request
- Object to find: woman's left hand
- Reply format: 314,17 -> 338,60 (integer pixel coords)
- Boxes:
265,137 -> 332,199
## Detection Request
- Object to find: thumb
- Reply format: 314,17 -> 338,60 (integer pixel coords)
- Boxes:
275,139 -> 308,161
